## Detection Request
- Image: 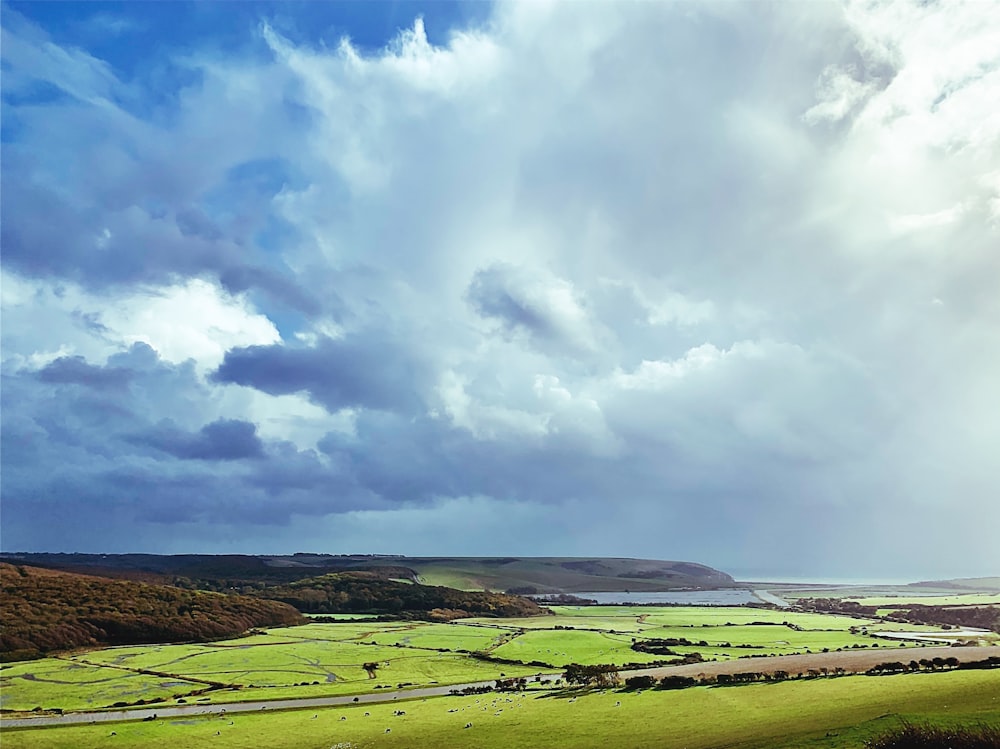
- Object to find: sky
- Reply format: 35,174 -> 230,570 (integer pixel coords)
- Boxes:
2,1 -> 999,582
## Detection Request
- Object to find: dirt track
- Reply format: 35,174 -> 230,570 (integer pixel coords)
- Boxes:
625,644 -> 1000,680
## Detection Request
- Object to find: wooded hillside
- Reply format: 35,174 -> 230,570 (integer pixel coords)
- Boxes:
0,563 -> 304,662
259,570 -> 546,619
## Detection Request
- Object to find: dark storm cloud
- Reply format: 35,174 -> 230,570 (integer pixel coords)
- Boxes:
316,410 -> 624,507
129,419 -> 265,461
212,336 -> 425,413
35,356 -> 134,389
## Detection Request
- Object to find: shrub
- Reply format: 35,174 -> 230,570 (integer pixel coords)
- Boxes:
865,721 -> 1000,749
658,675 -> 696,690
624,675 -> 656,690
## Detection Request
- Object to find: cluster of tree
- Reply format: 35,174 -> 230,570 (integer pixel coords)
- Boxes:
530,594 -> 598,605
623,674 -> 704,690
657,675 -> 699,689
630,636 -> 707,654
562,663 -> 621,687
495,677 -> 529,691
957,656 -> 1000,670
893,605 -> 1000,633
716,672 -> 768,685
255,571 -> 545,619
448,685 -> 497,695
623,675 -> 656,689
796,598 -> 880,617
796,597 -> 999,634
867,657 -> 962,675
0,563 -> 304,662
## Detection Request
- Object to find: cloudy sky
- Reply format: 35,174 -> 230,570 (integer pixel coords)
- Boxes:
2,1 -> 998,581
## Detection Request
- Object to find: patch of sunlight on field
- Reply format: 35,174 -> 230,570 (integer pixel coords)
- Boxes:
266,622 -> 416,643
362,623 -> 509,652
3,670 -> 998,749
491,629 -> 664,667
460,614 -> 642,631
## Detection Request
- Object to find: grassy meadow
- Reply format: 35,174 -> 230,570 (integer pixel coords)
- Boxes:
3,670 -> 998,749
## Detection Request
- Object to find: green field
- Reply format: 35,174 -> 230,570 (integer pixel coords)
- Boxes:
491,629 -> 664,667
3,670 -> 998,749
0,606 -> 985,715
0,659 -> 206,713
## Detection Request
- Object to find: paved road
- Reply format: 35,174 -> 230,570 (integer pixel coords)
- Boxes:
0,676 -> 564,729
3,645 -> 997,730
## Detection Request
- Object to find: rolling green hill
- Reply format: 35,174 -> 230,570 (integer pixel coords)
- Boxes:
402,556 -> 735,593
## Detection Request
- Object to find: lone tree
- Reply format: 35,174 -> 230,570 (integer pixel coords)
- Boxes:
362,662 -> 380,679
563,664 -> 621,688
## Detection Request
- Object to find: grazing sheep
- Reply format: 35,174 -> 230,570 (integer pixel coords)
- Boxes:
464,722 -> 473,729
615,701 -> 621,707
110,732 -> 117,737
364,712 -> 370,717
340,716 -> 346,721
384,728 -> 391,733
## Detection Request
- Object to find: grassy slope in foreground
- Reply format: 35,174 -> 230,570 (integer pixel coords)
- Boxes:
3,670 -> 998,749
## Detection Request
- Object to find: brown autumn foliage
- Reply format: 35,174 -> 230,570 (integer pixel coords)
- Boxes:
0,563 -> 304,662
